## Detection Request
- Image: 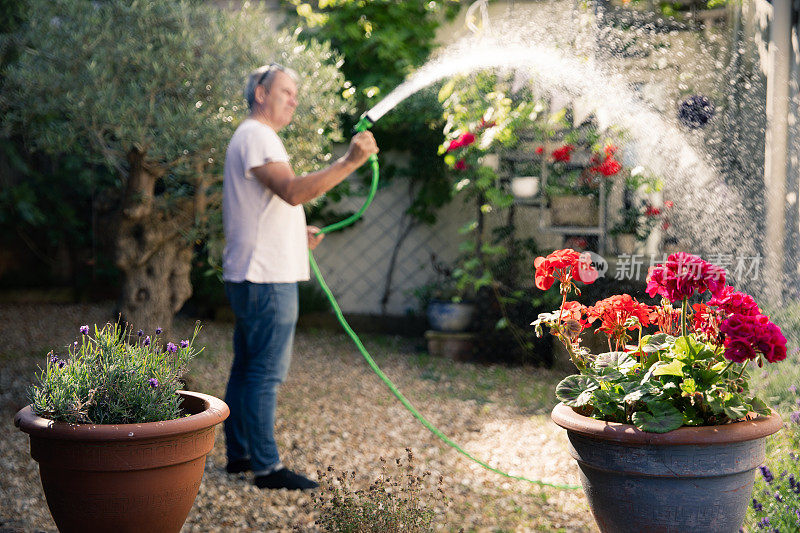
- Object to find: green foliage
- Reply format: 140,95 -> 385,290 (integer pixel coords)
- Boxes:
549,329 -> 771,432
29,322 -> 200,424
285,0 -> 460,226
313,448 -> 447,532
2,0 -> 350,256
286,0 -> 460,100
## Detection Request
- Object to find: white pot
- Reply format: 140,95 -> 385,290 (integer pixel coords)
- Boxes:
511,176 -> 540,198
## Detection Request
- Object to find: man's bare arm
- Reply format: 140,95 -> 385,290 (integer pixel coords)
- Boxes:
251,131 -> 377,206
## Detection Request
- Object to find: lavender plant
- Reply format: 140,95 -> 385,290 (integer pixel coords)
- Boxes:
747,405 -> 800,532
29,322 -> 201,424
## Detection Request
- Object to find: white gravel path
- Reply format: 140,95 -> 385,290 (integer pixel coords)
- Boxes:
0,303 -> 597,532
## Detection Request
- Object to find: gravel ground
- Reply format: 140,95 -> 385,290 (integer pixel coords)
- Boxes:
0,303 -> 597,532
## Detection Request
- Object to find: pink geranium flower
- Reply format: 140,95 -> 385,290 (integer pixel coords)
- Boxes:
707,285 -> 760,316
645,252 -> 726,303
720,313 -> 787,363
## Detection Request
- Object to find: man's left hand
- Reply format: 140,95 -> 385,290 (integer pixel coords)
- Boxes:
307,226 -> 324,250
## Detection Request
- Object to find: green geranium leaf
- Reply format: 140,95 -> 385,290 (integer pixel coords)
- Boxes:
556,375 -> 600,407
594,352 -> 638,373
623,382 -> 660,404
642,333 -> 675,353
631,402 -> 684,433
749,396 -> 771,416
680,378 -> 696,394
682,406 -> 703,426
652,360 -> 685,377
723,400 -> 749,421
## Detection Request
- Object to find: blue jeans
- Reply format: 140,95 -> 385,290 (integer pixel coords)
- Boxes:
224,281 -> 298,475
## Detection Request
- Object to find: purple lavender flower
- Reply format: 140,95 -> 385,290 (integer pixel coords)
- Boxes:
80,325 -> 89,335
137,329 -> 143,337
790,385 -> 798,394
774,491 -> 783,502
180,339 -> 189,349
166,342 -> 177,354
155,327 -> 162,335
143,335 -> 150,347
758,517 -> 770,528
760,465 -> 774,483
791,411 -> 800,425
148,378 -> 158,389
752,498 -> 763,512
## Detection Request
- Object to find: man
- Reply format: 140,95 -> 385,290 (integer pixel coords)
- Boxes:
222,63 -> 378,490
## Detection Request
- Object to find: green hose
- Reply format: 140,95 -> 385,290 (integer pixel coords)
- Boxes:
309,123 -> 579,491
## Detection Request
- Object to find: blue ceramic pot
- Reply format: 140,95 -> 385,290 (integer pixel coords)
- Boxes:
426,300 -> 475,332
551,403 -> 783,533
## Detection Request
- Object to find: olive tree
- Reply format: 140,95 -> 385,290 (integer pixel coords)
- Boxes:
2,0 -> 350,334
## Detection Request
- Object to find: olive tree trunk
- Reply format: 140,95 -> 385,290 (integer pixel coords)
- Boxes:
113,147 -> 198,338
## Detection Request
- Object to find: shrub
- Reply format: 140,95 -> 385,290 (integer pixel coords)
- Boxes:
313,448 -> 447,532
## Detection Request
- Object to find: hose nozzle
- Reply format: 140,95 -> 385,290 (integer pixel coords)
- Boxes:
354,112 -> 378,163
354,112 -> 375,133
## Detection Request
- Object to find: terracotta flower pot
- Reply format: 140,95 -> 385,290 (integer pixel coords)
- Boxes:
549,195 -> 598,227
14,390 -> 229,533
551,403 -> 782,533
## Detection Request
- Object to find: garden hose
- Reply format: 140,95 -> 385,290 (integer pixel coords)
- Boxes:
309,113 -> 579,491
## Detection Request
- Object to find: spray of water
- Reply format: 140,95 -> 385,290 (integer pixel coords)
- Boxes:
365,32 -> 760,292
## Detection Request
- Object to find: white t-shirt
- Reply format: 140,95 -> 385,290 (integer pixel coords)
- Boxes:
222,118 -> 310,283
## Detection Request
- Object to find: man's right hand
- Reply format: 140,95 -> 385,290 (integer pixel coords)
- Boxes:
343,131 -> 379,167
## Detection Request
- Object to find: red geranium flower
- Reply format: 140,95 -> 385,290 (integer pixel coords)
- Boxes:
552,144 -> 574,163
691,303 -> 721,340
645,252 -> 727,303
454,159 -> 467,170
535,146 -> 545,155
591,155 -> 622,176
533,248 -> 597,292
644,205 -> 661,217
447,132 -> 476,152
586,294 -> 653,345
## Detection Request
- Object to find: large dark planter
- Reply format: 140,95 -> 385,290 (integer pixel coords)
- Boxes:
14,390 -> 229,533
427,300 -> 475,332
551,402 -> 783,533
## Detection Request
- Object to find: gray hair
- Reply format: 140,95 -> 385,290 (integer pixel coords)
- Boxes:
244,63 -> 299,110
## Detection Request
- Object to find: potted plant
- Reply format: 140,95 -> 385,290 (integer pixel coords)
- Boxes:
13,323 -> 229,533
609,200 -> 672,254
545,143 -> 621,227
531,249 -> 785,533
